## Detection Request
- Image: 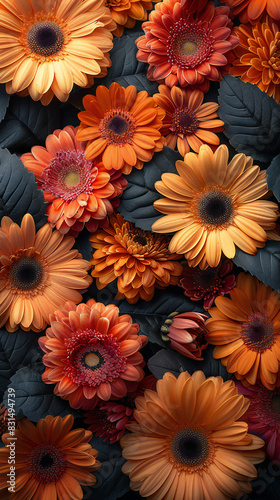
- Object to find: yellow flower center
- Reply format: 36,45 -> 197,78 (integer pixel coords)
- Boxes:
84,353 -> 100,367
64,171 -> 80,188
182,40 -> 197,55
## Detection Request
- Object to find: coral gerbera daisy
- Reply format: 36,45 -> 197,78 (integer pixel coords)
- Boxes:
153,86 -> 224,156
108,0 -> 157,37
179,260 -> 236,310
0,414 -> 100,499
39,299 -> 147,410
0,214 -> 92,332
0,0 -> 116,105
76,83 -> 165,175
236,381 -> 280,461
121,370 -> 265,500
230,18 -> 280,103
206,272 -> 280,390
152,144 -> 279,269
90,213 -> 183,303
161,311 -> 208,358
221,0 -> 280,23
21,126 -> 127,237
135,0 -> 239,89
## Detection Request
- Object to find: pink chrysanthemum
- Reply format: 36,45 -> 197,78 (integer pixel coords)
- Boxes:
179,260 -> 236,310
161,311 -> 208,358
136,0 -> 239,88
236,381 -> 280,461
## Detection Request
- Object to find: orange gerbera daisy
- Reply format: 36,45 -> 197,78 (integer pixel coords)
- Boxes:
121,370 -> 265,500
230,18 -> 280,103
0,0 -> 116,105
135,0 -> 239,88
39,299 -> 147,410
90,213 -> 183,303
153,86 -> 224,156
21,126 -> 127,236
0,213 -> 92,332
108,0 -> 157,37
76,83 -> 165,175
152,144 -> 279,269
0,414 -> 100,500
221,0 -> 280,23
206,273 -> 280,390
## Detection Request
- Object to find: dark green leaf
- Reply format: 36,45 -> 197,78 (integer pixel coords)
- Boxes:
0,85 -> 10,123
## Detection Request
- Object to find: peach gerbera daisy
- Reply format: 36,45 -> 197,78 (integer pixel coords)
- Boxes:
121,370 -> 265,500
230,18 -> 280,103
39,299 -> 147,410
221,0 -> 280,23
206,272 -> 280,390
0,0 -> 116,105
21,126 -> 127,236
76,83 -> 165,175
0,414 -> 100,500
135,0 -> 239,88
90,213 -> 183,303
152,144 -> 279,269
153,86 -> 224,156
0,213 -> 92,332
108,0 -> 157,37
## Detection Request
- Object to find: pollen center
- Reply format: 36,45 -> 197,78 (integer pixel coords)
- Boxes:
198,190 -> 234,227
64,171 -> 80,187
100,109 -> 136,145
172,108 -> 198,135
193,268 -> 219,291
108,116 -> 129,135
9,257 -> 43,290
171,428 -> 210,467
27,22 -> 64,57
241,313 -> 276,352
182,41 -> 197,55
29,444 -> 66,483
84,352 -> 100,367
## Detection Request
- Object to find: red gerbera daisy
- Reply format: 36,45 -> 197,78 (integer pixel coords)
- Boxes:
161,311 -> 208,358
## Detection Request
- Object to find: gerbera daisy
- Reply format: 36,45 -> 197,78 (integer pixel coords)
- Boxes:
21,126 -> 127,237
90,213 -> 183,303
161,311 -> 208,358
152,144 -> 279,269
121,370 -> 265,500
135,0 -> 239,89
236,381 -> 280,461
76,83 -> 165,175
230,18 -> 280,103
206,272 -> 280,390
153,86 -> 224,156
39,299 -> 147,410
0,214 -> 92,332
0,414 -> 100,499
0,0 -> 116,105
108,0 -> 157,37
221,0 -> 280,23
179,260 -> 236,309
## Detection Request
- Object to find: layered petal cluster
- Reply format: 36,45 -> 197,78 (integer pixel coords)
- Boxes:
0,415 -> 100,500
152,144 -> 279,269
121,370 -> 265,500
21,126 -> 127,236
236,381 -> 280,462
39,299 -> 147,410
0,214 -> 92,332
230,18 -> 280,103
77,83 -> 165,175
179,260 -> 236,309
136,0 -> 239,88
161,311 -> 208,358
221,0 -> 280,23
206,273 -> 280,390
90,213 -> 183,303
153,86 -> 224,156
108,0 -> 157,37
0,0 -> 116,105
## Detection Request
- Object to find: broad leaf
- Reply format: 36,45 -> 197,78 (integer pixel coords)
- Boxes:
267,153 -> 280,201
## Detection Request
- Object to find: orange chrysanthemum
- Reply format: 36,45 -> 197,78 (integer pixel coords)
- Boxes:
153,86 -> 224,156
21,126 -> 127,236
76,83 -> 165,175
121,370 -> 265,500
230,18 -> 280,103
206,273 -> 280,390
39,299 -> 147,410
0,414 -> 100,500
0,0 -> 116,105
221,0 -> 280,23
152,144 -> 279,269
90,213 -> 183,303
108,0 -> 158,37
135,0 -> 239,89
0,213 -> 92,332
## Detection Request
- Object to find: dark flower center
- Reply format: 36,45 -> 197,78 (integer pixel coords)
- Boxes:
100,109 -> 136,145
10,257 -> 43,290
29,444 -> 66,483
108,116 -> 129,135
271,395 -> 280,415
27,22 -> 64,57
133,235 -> 147,246
171,428 -> 209,466
172,108 -> 198,135
198,191 -> 233,227
241,313 -> 276,352
193,268 -> 219,291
